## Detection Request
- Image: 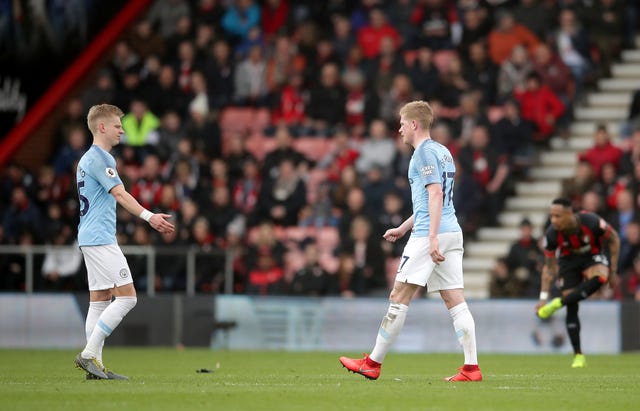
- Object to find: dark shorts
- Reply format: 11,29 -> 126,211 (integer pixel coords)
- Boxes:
557,253 -> 609,290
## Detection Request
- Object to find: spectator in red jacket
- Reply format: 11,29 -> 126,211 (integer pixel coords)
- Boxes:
261,0 -> 289,42
578,123 -> 624,179
270,72 -> 306,136
131,153 -> 165,210
357,7 -> 401,60
514,72 -> 564,142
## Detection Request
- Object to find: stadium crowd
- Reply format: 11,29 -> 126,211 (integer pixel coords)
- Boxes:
1,0 -> 639,300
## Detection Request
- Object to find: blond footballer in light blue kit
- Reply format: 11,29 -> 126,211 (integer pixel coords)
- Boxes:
340,101 -> 481,382
74,104 -> 175,380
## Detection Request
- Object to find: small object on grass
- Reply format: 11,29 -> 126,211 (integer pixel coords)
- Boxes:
196,368 -> 214,373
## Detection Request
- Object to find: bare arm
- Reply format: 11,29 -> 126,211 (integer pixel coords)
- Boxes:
426,183 -> 445,263
536,255 -> 558,310
487,163 -> 509,193
383,214 -> 414,242
604,226 -> 621,287
110,184 -> 174,234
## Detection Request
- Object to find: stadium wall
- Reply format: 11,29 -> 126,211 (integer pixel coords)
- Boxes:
2,294 -> 634,352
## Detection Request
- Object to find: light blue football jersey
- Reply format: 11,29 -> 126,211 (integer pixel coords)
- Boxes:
76,145 -> 123,246
408,139 -> 461,237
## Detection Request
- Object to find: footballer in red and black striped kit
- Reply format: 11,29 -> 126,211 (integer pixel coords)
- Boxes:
536,198 -> 620,368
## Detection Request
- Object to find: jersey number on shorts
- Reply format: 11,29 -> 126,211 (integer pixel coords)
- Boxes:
397,255 -> 410,272
77,181 -> 90,216
441,171 -> 455,206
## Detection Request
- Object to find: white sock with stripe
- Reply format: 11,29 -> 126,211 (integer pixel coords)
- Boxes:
449,302 -> 478,365
369,303 -> 409,364
85,301 -> 110,364
82,297 -> 137,359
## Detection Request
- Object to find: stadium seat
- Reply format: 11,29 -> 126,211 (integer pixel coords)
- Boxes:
284,226 -> 314,244
292,137 -> 328,162
244,133 -> 277,161
252,108 -> 271,133
220,107 -> 255,133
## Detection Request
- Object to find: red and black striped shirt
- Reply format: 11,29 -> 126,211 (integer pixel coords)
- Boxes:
543,212 -> 611,259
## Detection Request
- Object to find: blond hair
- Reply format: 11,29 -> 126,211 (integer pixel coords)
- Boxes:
86,104 -> 124,135
399,100 -> 434,130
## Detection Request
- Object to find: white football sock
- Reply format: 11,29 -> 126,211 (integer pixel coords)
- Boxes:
449,302 -> 478,365
369,303 -> 409,364
85,300 -> 110,364
82,297 -> 137,359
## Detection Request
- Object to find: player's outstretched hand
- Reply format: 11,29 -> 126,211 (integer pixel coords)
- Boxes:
607,271 -> 618,289
383,227 -> 405,242
149,213 -> 175,234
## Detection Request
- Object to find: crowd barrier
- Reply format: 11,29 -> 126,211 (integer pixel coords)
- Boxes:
1,294 -> 638,352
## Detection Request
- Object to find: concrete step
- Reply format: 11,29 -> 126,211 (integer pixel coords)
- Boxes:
463,257 -> 496,272
506,196 -> 554,210
550,136 -> 592,151
611,64 -> 640,78
570,121 -> 620,137
529,166 -> 575,180
574,107 -> 627,121
539,150 -> 577,166
466,241 -> 510,257
478,226 -> 544,242
587,92 -> 632,107
515,181 -> 562,196
464,271 -> 491,294
598,78 -> 640,92
622,49 -> 640,63
498,211 -> 548,228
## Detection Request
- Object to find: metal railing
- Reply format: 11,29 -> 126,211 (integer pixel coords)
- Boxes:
0,245 -> 233,296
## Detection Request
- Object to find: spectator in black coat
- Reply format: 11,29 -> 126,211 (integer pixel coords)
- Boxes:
305,63 -> 346,136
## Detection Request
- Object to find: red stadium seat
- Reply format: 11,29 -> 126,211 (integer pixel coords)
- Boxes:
220,107 -> 255,133
252,108 -> 271,132
293,137 -> 332,162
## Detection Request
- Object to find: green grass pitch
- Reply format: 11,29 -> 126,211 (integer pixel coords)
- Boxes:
1,349 -> 638,411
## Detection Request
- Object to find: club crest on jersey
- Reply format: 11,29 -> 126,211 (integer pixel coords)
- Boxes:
105,167 -> 117,178
119,268 -> 129,278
